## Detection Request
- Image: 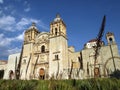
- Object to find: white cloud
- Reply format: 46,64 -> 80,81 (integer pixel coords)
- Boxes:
0,0 -> 49,60
24,7 -> 31,12
24,1 -> 31,12
0,16 -> 15,25
2,3 -> 18,16
0,15 -> 48,31
15,31 -> 24,41
0,15 -> 16,31
0,15 -> 48,59
0,32 -> 24,47
7,47 -> 21,55
0,32 -> 23,59
0,47 -> 21,60
16,18 -> 30,30
0,0 -> 3,4
0,34 -> 14,47
16,17 -> 41,30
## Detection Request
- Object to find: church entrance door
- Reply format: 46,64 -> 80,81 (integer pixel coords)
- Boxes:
94,67 -> 100,77
39,68 -> 45,80
9,70 -> 14,80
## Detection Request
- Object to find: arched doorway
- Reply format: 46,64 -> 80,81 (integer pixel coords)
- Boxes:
39,68 -> 45,80
9,70 -> 14,80
0,70 -> 4,79
94,67 -> 100,77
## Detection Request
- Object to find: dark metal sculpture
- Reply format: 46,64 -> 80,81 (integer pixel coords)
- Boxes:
94,15 -> 106,62
94,16 -> 106,78
15,45 -> 24,79
25,53 -> 31,79
69,61 -> 73,79
33,55 -> 39,76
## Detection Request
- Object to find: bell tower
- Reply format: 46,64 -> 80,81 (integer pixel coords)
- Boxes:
24,22 -> 39,44
20,23 -> 39,79
49,14 -> 68,79
106,32 -> 116,45
50,14 -> 67,38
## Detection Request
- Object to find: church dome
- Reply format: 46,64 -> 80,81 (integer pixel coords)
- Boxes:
28,22 -> 38,30
50,14 -> 66,27
88,39 -> 97,43
25,22 -> 39,33
53,14 -> 62,22
84,39 -> 104,49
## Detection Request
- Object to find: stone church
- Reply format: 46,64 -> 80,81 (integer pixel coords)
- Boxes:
3,14 -> 120,80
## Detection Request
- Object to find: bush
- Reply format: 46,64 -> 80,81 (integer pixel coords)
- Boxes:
110,69 -> 120,79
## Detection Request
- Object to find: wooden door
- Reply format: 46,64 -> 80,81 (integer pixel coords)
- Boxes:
39,68 -> 45,79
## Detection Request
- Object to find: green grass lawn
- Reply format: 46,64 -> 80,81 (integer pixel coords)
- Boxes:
0,78 -> 120,90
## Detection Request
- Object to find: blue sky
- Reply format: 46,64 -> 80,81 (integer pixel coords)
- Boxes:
0,0 -> 120,60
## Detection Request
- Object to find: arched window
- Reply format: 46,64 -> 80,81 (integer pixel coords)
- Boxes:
56,55 -> 59,60
41,45 -> 45,53
109,37 -> 113,44
23,59 -> 26,64
55,55 -> 59,60
55,28 -> 57,35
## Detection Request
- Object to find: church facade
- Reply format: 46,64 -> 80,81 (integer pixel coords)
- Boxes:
3,15 -> 120,80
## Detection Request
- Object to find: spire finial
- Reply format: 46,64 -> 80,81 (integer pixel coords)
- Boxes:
28,22 -> 38,30
56,13 -> 60,18
32,22 -> 36,26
